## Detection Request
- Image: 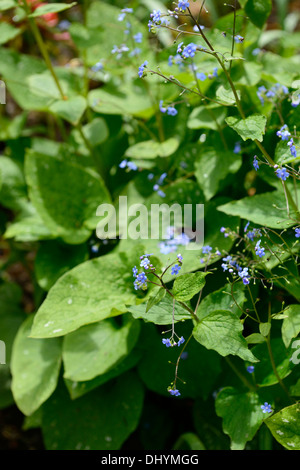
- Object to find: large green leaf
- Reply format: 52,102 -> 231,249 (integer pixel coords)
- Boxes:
25,151 -> 111,244
41,372 -> 144,450
0,22 -> 21,45
172,272 -> 209,302
11,315 -> 62,416
49,96 -> 87,125
125,138 -> 179,160
225,114 -> 267,142
194,148 -> 242,200
30,251 -> 140,338
127,295 -> 192,325
218,191 -> 298,229
193,309 -> 259,362
62,315 -> 141,381
244,0 -> 272,29
215,387 -> 267,450
197,282 -> 246,320
34,240 -> 88,291
265,404 -> 300,450
282,305 -> 300,348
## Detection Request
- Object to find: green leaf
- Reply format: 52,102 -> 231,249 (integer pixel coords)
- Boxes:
11,315 -> 62,416
49,96 -> 87,125
125,138 -> 179,160
259,322 -> 271,337
187,105 -> 227,130
215,387 -> 266,450
194,148 -> 242,200
30,251 -> 139,338
251,338 -> 294,386
41,372 -> 144,450
28,2 -> 77,17
197,282 -> 246,320
193,309 -> 259,362
244,0 -> 272,29
0,156 -> 28,213
218,191 -> 298,229
265,404 -> 300,450
282,305 -> 300,347
127,295 -> 192,325
62,315 -> 140,381
34,240 -> 88,291
81,118 -> 109,147
25,151 -> 111,244
173,432 -> 206,450
216,85 -> 241,105
172,272 -> 208,302
64,348 -> 142,399
0,22 -> 21,45
0,1 -> 17,11
225,114 -> 267,142
145,286 -> 166,313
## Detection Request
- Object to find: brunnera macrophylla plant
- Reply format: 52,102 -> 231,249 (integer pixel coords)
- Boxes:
0,0 -> 299,452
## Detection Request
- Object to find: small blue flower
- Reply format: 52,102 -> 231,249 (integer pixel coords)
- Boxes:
132,266 -> 138,277
169,388 -> 181,396
253,155 -> 259,171
133,32 -> 143,43
295,228 -> 300,238
138,60 -> 148,78
171,264 -> 181,275
178,0 -> 190,10
134,272 -> 148,290
234,35 -> 244,43
91,61 -> 104,72
276,124 -> 291,141
291,94 -> 300,107
288,138 -> 297,158
275,167 -> 289,181
233,141 -> 241,154
162,338 -> 172,347
177,336 -> 185,347
177,253 -> 183,263
261,402 -> 272,414
140,257 -> 151,269
196,72 -> 206,81
181,43 -> 197,59
255,240 -> 265,258
202,245 -> 212,254
247,365 -> 255,373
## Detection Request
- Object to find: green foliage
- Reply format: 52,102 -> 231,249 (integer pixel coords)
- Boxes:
0,0 -> 299,452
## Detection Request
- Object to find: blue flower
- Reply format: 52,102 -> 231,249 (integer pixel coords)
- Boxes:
276,124 -> 291,141
253,155 -> 259,171
162,338 -> 172,347
182,43 -> 197,58
169,388 -> 181,396
233,141 -> 241,154
255,240 -> 265,258
291,94 -> 300,107
167,106 -> 178,116
196,72 -> 206,81
171,264 -> 181,275
132,266 -> 138,277
202,245 -> 212,254
138,60 -> 148,78
177,336 -> 185,346
133,272 -> 148,290
234,35 -> 244,43
119,159 -> 138,171
247,365 -> 255,373
140,257 -> 151,269
118,8 -> 133,22
177,253 -> 183,263
288,138 -> 297,158
178,0 -> 190,10
91,61 -> 104,72
133,32 -> 143,43
275,167 -> 289,181
295,228 -> 300,238
261,402 -> 272,413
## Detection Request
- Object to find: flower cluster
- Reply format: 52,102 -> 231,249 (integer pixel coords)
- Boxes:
257,83 -> 289,105
177,0 -> 190,11
119,159 -> 138,171
255,239 -> 265,258
159,227 -> 190,254
221,255 -> 251,285
159,100 -> 178,116
162,335 -> 185,347
177,42 -> 198,59
148,9 -> 170,32
275,166 -> 289,181
276,124 -> 297,159
132,254 -> 155,290
138,60 -> 148,78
